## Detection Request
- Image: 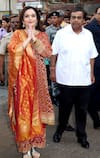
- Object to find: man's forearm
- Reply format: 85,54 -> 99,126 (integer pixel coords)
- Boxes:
50,55 -> 57,82
90,58 -> 95,75
50,55 -> 57,67
90,58 -> 95,83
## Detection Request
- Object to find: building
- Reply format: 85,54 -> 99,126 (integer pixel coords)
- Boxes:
0,0 -> 17,18
0,0 -> 100,19
0,0 -> 43,19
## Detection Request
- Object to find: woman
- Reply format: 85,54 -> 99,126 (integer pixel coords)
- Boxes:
8,6 -> 55,158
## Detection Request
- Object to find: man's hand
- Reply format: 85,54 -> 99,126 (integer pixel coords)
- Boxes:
91,73 -> 95,84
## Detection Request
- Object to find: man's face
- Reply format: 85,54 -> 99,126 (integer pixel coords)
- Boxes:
11,16 -> 19,31
51,16 -> 59,26
95,8 -> 100,23
70,11 -> 84,30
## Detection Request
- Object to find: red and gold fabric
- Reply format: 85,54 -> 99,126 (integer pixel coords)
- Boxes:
8,30 -> 55,153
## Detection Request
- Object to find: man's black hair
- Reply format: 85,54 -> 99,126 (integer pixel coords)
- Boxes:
71,7 -> 87,19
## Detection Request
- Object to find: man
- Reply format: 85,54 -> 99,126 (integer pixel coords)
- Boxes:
0,15 -> 19,85
57,10 -> 68,28
0,17 -> 11,85
0,17 -> 10,40
45,11 -> 62,44
50,7 -> 98,149
0,20 -> 2,28
45,11 -> 63,106
85,7 -> 100,129
46,11 -> 74,131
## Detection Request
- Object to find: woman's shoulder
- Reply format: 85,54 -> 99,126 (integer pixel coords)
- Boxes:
13,29 -> 26,39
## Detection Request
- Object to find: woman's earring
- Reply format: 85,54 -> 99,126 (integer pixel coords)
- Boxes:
23,23 -> 25,28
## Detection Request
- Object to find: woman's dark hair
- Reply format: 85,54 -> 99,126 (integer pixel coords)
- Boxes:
19,6 -> 41,30
0,19 -> 2,25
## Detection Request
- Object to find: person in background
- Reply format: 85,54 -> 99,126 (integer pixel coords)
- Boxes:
57,10 -> 68,28
85,6 -> 100,129
0,17 -> 10,40
50,7 -> 98,149
41,13 -> 52,31
8,6 -> 55,158
0,15 -> 19,85
0,17 -> 11,85
45,11 -> 61,44
64,15 -> 70,24
0,19 -> 2,28
83,15 -> 92,26
63,9 -> 71,24
45,11 -> 74,132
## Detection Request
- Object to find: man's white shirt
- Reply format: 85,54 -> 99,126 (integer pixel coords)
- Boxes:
52,24 -> 98,86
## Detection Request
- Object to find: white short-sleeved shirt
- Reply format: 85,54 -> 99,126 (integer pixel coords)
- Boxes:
0,32 -> 13,55
52,24 -> 98,86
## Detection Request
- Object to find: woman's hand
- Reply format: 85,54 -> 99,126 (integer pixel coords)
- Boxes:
27,25 -> 37,42
23,25 -> 35,49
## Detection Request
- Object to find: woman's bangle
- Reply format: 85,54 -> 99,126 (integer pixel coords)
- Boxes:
34,39 -> 41,48
32,38 -> 37,44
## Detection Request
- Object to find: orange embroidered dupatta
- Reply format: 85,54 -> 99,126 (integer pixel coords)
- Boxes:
8,30 -> 55,145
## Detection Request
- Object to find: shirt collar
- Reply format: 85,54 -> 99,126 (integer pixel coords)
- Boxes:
68,24 -> 85,34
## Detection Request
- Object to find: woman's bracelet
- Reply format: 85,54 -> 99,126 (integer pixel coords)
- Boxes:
33,39 -> 41,48
32,38 -> 37,44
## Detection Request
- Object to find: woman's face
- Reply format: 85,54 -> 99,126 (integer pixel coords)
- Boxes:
23,8 -> 37,28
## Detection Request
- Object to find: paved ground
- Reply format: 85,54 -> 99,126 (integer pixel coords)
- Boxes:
0,87 -> 100,158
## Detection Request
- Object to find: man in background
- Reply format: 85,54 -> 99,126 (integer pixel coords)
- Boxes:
85,6 -> 100,129
0,15 -> 19,85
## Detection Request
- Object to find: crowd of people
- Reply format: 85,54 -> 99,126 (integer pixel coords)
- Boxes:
0,5 -> 100,158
